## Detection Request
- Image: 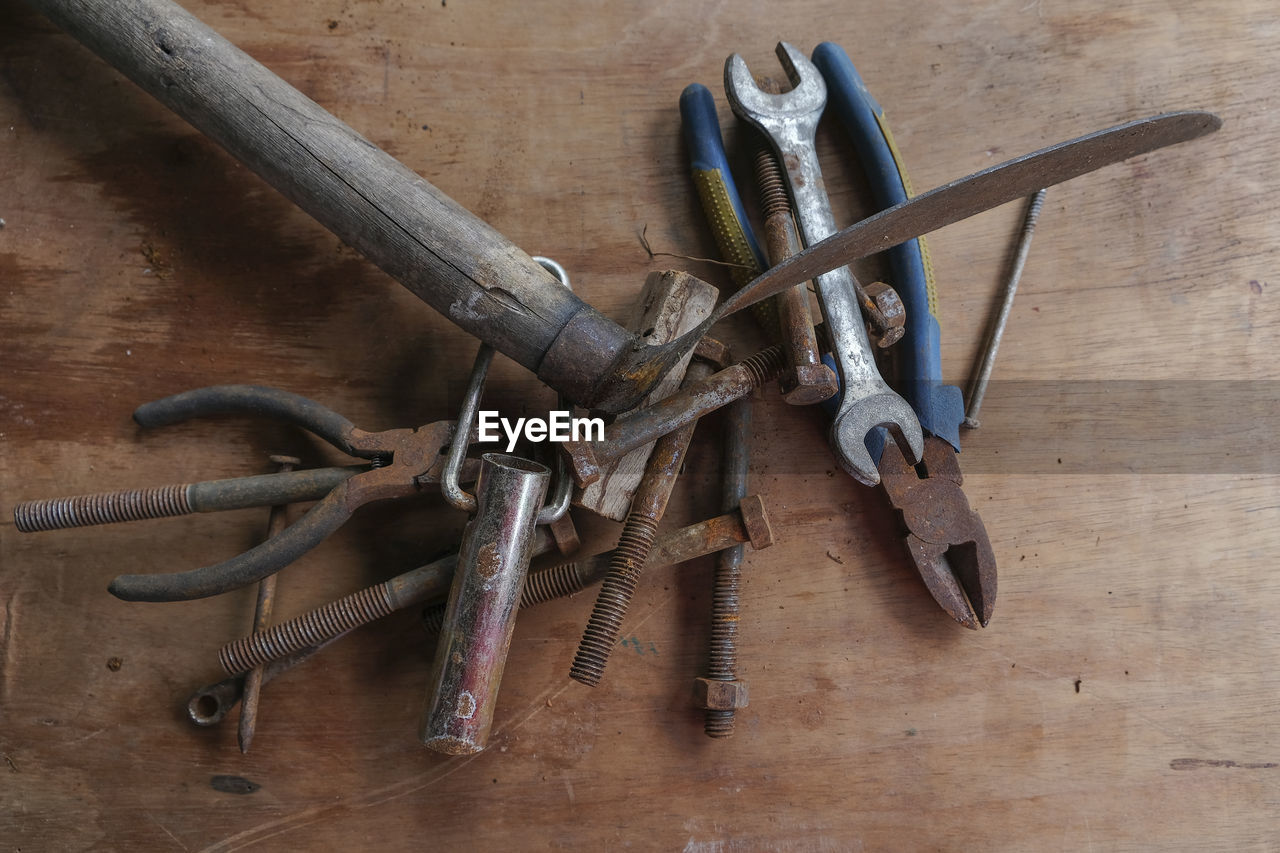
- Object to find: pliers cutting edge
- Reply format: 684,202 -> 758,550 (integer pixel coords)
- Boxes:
814,42 -> 996,627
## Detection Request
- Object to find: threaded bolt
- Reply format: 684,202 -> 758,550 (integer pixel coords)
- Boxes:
569,516 -> 661,686
219,582 -> 395,675
569,359 -> 716,687
697,395 -> 752,737
754,146 -> 790,221
14,485 -> 191,532
703,545 -> 744,737
521,561 -> 586,606
737,344 -> 786,387
422,560 -> 588,635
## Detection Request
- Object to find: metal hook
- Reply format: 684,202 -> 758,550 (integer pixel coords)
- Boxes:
442,256 -> 572,523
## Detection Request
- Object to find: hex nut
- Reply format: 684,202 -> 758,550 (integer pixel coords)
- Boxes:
738,494 -> 774,549
865,281 -> 906,347
693,677 -> 749,710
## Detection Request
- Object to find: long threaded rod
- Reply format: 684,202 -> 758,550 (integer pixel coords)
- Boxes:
569,360 -> 713,687
14,485 -> 191,531
219,583 -> 395,674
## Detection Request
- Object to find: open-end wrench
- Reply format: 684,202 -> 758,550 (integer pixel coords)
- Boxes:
725,43 -> 924,484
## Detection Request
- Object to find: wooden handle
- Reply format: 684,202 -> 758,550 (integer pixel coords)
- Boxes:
27,0 -> 611,376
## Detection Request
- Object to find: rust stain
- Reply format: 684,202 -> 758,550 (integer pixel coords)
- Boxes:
475,542 -> 502,581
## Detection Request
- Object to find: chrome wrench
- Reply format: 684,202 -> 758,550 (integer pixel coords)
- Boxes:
725,42 -> 924,484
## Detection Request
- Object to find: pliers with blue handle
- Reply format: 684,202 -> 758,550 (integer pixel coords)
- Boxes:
678,83 -> 767,291
813,42 -> 996,627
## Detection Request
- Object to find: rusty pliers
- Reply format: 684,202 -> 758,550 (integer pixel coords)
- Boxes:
15,385 -> 474,602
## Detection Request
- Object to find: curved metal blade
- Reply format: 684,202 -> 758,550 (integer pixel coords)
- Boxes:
594,110 -> 1220,414
716,110 -> 1221,319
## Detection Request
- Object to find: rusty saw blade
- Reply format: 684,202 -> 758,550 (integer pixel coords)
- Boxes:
715,110 -> 1220,319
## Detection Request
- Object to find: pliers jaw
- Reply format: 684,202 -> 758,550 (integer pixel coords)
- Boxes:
878,435 -> 997,629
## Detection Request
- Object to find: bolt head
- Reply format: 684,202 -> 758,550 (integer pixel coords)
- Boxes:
548,513 -> 581,556
693,336 -> 732,370
865,281 -> 906,347
779,363 -> 840,405
739,494 -> 774,549
693,677 -> 749,710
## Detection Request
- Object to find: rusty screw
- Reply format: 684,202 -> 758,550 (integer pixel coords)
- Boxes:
236,454 -> 297,753
217,520 -> 572,675
698,396 -> 752,737
562,342 -> 785,487
569,348 -> 727,687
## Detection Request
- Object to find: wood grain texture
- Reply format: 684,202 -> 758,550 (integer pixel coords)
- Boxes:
1,0 -> 1276,850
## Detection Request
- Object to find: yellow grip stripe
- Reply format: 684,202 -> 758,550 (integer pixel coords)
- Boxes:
874,112 -> 939,321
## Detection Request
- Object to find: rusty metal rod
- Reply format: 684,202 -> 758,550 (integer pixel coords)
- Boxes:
219,501 -> 772,676
237,455 -> 297,753
186,633 -> 349,727
569,358 -> 717,687
562,344 -> 786,487
699,397 -> 752,737
13,466 -> 362,532
422,493 -> 773,633
964,189 -> 1048,429
752,84 -> 839,406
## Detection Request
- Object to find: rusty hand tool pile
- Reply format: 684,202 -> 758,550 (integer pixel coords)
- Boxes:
12,0 -> 1220,753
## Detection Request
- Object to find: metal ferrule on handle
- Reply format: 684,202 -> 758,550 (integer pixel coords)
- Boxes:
421,453 -> 551,755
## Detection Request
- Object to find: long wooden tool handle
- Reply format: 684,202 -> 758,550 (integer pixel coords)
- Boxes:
27,0 -> 624,382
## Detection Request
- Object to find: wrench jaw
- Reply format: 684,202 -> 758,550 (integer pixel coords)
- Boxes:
723,43 -> 826,125
828,392 -> 924,485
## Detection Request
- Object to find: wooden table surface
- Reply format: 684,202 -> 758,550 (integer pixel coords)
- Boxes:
2,0 -> 1276,849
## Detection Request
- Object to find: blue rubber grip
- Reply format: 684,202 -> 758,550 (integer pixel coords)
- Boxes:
812,42 -> 965,453
678,83 -> 765,268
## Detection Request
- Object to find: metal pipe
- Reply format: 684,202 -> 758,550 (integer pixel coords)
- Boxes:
220,502 -> 772,675
421,454 -> 550,754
